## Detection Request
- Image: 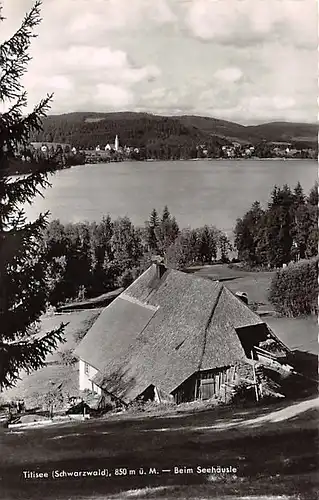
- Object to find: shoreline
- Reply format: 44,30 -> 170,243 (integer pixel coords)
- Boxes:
83,157 -> 316,166
10,157 -> 316,176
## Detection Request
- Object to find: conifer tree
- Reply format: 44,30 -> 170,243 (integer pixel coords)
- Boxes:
307,181 -> 318,206
146,208 -> 160,253
161,205 -> 170,223
0,1 -> 65,389
263,185 -> 294,267
155,207 -> 179,257
197,225 -> 218,263
111,216 -> 143,278
234,201 -> 264,265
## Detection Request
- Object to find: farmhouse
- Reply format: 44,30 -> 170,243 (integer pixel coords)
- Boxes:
75,263 -> 288,405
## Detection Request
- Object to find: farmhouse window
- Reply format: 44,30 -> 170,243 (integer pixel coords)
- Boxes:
84,362 -> 90,375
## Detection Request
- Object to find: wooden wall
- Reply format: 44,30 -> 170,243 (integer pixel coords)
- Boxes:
172,366 -> 237,404
198,366 -> 236,401
172,375 -> 197,405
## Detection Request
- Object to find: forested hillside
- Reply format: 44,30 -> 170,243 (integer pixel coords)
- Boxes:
245,122 -> 318,146
31,113 -> 229,153
31,112 -> 318,150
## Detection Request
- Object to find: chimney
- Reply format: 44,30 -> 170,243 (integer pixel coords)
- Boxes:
151,255 -> 166,279
235,291 -> 248,305
156,262 -> 167,279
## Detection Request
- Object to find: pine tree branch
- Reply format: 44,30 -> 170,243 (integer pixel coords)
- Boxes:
0,160 -> 57,217
0,0 -> 67,388
0,1 -> 42,56
0,94 -> 53,153
0,323 -> 66,389
0,1 -> 42,102
0,281 -> 47,341
0,213 -> 48,267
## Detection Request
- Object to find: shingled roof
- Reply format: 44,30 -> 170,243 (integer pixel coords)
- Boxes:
75,264 -> 267,403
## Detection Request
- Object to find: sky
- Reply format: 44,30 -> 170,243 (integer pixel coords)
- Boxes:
0,0 -> 317,124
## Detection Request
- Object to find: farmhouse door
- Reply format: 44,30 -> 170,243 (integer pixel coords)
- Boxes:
200,378 -> 216,400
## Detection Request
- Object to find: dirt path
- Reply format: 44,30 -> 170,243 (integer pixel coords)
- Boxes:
143,397 -> 319,433
189,396 -> 319,432
241,396 -> 319,425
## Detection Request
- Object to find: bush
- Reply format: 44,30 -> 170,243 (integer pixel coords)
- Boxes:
269,257 -> 318,317
228,381 -> 256,405
127,399 -> 176,415
58,349 -> 77,366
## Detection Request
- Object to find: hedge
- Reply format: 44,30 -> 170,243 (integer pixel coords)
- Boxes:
269,257 -> 318,317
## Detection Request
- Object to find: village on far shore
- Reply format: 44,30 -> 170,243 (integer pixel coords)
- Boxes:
8,126 -> 318,176
33,134 -> 317,163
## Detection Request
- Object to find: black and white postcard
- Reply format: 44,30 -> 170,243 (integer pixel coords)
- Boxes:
0,0 -> 317,499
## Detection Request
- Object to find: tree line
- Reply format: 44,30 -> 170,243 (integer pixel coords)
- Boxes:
7,146 -> 85,176
43,181 -> 317,310
42,207 -> 233,306
234,182 -> 318,268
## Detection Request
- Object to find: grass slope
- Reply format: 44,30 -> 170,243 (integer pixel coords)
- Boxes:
0,398 -> 317,499
1,309 -> 101,408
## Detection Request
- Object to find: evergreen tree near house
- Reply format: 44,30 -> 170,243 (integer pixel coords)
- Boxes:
218,232 -> 233,263
161,205 -> 171,223
0,1 -> 65,389
234,201 -> 265,266
234,182 -> 317,268
304,182 -> 318,258
145,208 -> 160,253
290,182 -> 308,261
165,225 -> 232,269
89,215 -> 115,293
197,225 -> 219,263
111,216 -> 143,286
262,185 -> 294,267
41,219 -> 69,305
155,206 -> 180,257
307,181 -> 318,207
166,228 -> 199,269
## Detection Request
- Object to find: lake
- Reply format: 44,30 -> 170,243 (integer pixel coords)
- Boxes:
25,159 -> 317,234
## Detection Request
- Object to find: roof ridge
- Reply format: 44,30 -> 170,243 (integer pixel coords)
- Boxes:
124,264 -> 155,292
223,286 -> 263,322
197,283 -> 224,372
121,293 -> 159,311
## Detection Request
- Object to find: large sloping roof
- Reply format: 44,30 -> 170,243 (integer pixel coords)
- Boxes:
75,264 -> 265,403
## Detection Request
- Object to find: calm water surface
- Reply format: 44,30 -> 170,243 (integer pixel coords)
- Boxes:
25,160 -> 317,233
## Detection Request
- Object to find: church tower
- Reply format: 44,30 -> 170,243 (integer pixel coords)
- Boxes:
114,135 -> 119,152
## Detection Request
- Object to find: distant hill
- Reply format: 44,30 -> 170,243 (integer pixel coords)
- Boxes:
245,122 -> 318,145
175,116 -> 317,146
30,112 -> 318,150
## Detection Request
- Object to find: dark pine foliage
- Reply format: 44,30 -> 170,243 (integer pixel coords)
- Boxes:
234,182 -> 318,268
0,1 -> 66,389
41,206 -> 235,305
